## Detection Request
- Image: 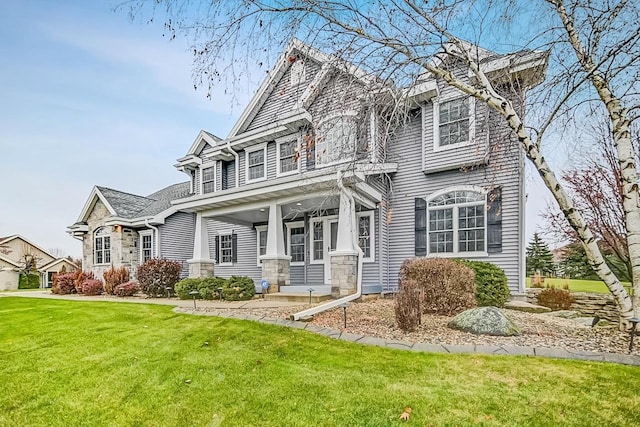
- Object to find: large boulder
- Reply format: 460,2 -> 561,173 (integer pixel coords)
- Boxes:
448,307 -> 521,336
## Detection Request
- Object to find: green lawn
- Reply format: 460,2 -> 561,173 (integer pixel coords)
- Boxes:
1,298 -> 638,426
526,278 -> 632,294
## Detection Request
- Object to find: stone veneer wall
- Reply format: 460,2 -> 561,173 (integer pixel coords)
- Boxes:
526,288 -> 619,322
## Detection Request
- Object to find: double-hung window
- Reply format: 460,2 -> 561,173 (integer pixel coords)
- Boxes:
202,166 -> 215,194
277,139 -> 299,176
246,144 -> 267,182
435,97 -> 474,150
357,212 -> 374,261
94,227 -> 111,265
427,189 -> 486,255
139,230 -> 153,263
256,225 -> 267,266
218,233 -> 233,265
286,222 -> 305,265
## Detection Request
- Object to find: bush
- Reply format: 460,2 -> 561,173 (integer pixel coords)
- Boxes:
457,260 -> 510,307
398,258 -> 476,317
81,279 -> 104,296
201,277 -> 227,300
394,279 -> 422,332
175,278 -> 203,300
73,271 -> 95,294
114,281 -> 139,297
136,258 -> 182,298
51,273 -> 76,295
537,286 -> 574,310
222,276 -> 255,301
103,266 -> 130,295
18,273 -> 40,289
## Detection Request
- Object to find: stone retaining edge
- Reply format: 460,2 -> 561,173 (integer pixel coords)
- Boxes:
173,307 -> 640,367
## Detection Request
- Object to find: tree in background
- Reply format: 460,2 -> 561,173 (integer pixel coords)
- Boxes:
526,233 -> 555,276
122,0 -> 640,325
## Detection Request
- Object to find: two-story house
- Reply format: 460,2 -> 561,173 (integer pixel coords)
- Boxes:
69,40 -> 546,299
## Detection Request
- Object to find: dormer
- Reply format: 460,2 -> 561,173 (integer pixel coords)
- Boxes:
175,130 -> 222,195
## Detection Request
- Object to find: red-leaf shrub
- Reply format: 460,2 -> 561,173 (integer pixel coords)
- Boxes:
81,279 -> 104,296
136,258 -> 182,298
397,258 -> 476,317
73,270 -> 95,294
103,266 -> 130,295
51,273 -> 76,295
114,281 -> 139,297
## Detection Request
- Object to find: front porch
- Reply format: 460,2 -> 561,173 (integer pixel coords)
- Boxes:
179,175 -> 381,298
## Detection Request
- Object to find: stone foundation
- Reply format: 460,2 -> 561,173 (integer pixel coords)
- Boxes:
526,288 -> 619,322
330,253 -> 358,296
188,260 -> 215,278
261,257 -> 290,293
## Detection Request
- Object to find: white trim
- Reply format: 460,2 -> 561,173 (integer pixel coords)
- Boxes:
356,211 -> 375,263
93,227 -> 112,266
138,230 -> 154,263
433,96 -> 476,152
308,215 -> 338,264
185,130 -> 221,157
201,162 -> 216,194
255,225 -> 267,267
276,136 -> 300,177
425,186 -> 488,257
217,230 -> 234,266
76,186 -> 118,223
285,221 -> 306,266
315,111 -> 359,168
245,142 -> 268,183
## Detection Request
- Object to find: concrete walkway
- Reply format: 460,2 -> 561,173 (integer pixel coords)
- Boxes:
3,291 -> 639,366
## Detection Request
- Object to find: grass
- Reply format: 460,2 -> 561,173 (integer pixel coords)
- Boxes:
526,278 -> 633,294
1,297 -> 639,426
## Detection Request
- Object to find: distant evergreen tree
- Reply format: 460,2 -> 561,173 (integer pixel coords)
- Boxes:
526,233 -> 555,276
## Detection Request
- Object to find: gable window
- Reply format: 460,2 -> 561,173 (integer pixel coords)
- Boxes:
286,221 -> 305,265
256,225 -> 267,266
202,166 -> 215,194
357,212 -> 375,262
277,139 -> 299,176
246,144 -> 267,182
94,227 -> 111,265
427,189 -> 486,256
434,97 -> 474,150
139,230 -> 154,263
316,115 -> 357,166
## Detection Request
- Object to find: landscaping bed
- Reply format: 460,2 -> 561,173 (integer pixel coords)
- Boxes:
203,298 -> 637,355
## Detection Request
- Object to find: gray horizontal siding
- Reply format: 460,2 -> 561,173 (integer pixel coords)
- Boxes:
206,219 -> 262,286
159,212 -> 196,278
386,111 -> 523,293
361,209 -> 381,287
246,58 -> 322,132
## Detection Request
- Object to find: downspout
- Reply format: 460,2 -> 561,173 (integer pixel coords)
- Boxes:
291,171 -> 364,320
226,141 -> 240,187
145,218 -> 160,259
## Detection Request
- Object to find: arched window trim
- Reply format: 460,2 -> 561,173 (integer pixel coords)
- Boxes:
315,111 -> 359,167
94,227 -> 111,265
426,186 -> 488,257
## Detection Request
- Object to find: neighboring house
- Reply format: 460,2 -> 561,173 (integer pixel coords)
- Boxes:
69,39 -> 546,297
0,235 -> 78,290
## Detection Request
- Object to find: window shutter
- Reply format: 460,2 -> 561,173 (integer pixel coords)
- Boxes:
214,236 -> 219,264
487,187 -> 502,253
415,198 -> 427,256
232,233 -> 238,263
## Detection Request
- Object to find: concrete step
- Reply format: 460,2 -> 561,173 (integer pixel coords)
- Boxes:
264,292 -> 333,303
279,285 -> 332,294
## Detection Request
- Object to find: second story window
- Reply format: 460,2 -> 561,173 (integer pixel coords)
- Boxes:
316,115 -> 357,167
435,97 -> 473,150
277,139 -> 299,176
246,143 -> 267,183
202,166 -> 215,194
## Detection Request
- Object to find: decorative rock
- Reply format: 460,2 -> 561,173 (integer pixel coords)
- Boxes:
448,307 -> 521,336
548,310 -> 580,319
504,300 -> 551,314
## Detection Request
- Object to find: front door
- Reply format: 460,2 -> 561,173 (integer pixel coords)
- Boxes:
311,216 -> 338,285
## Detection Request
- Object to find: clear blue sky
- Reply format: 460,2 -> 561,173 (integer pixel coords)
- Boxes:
0,0 -> 550,258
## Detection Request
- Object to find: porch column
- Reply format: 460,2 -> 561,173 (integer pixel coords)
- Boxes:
330,189 -> 359,296
260,202 -> 290,292
187,212 -> 215,278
